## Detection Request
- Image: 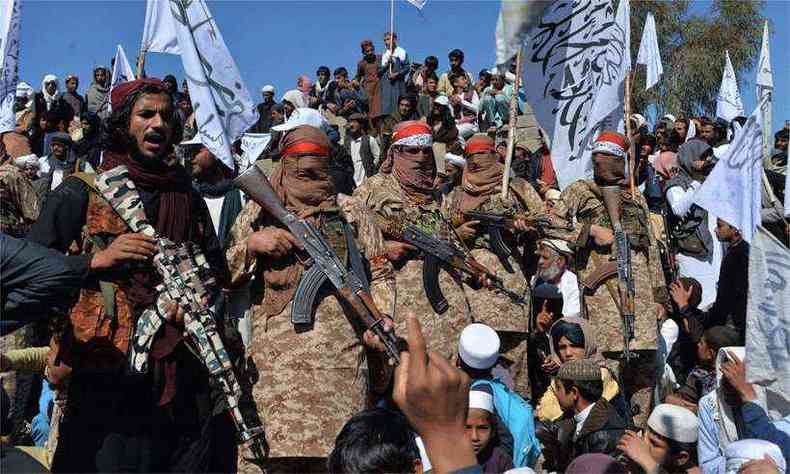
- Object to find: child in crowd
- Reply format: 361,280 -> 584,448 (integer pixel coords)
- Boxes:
466,385 -> 513,473
666,325 -> 740,412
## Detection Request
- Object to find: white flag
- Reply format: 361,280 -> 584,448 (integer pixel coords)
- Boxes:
108,45 -> 136,113
141,0 -> 180,55
694,98 -> 766,243
509,0 -> 629,189
746,226 -> 790,409
756,20 -> 773,166
0,0 -> 21,134
716,50 -> 744,121
168,0 -> 257,170
756,20 -> 773,91
785,162 -> 790,217
636,12 -> 662,90
240,132 -> 271,171
405,0 -> 427,9
110,45 -> 136,89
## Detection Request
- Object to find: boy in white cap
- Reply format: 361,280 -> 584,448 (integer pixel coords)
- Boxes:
457,323 -> 513,388
466,385 -> 514,473
617,404 -> 699,474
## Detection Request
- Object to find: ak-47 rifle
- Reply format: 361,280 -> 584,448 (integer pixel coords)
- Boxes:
93,167 -> 267,462
600,186 -> 636,362
382,219 -> 528,314
234,164 -> 401,365
462,210 -> 572,271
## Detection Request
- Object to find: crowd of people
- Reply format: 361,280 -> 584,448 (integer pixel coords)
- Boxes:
1,30 -> 789,474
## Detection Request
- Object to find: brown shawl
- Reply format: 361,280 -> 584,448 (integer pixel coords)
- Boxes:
259,126 -> 336,317
458,135 -> 503,212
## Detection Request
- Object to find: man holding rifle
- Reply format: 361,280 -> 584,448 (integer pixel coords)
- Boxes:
538,132 -> 671,425
446,133 -> 545,395
225,125 -> 397,472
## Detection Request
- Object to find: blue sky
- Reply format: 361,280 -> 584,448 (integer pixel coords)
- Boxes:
16,0 -> 790,131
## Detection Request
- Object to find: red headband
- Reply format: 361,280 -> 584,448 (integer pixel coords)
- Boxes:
465,140 -> 495,155
392,121 -> 432,143
281,141 -> 330,157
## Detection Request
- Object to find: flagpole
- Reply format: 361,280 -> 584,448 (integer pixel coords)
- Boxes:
389,0 -> 395,75
625,69 -> 635,196
502,48 -> 523,200
136,50 -> 146,78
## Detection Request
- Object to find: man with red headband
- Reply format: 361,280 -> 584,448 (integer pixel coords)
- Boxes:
225,124 -> 396,472
352,120 -> 473,362
27,79 -> 237,472
447,133 -> 545,395
537,131 -> 670,425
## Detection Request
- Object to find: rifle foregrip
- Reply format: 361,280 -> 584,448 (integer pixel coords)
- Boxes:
422,254 -> 449,314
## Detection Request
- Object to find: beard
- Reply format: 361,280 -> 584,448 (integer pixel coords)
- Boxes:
537,261 -> 563,282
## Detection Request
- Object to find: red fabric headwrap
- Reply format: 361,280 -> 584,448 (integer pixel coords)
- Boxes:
465,135 -> 495,155
111,78 -> 167,111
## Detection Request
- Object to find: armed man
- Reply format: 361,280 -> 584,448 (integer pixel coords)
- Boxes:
225,124 -> 397,472
27,79 -> 240,472
538,131 -> 670,425
446,133 -> 545,396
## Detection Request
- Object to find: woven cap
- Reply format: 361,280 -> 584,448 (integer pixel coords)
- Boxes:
557,359 -> 600,382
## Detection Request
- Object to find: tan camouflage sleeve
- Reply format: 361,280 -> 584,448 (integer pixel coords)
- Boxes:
511,179 -> 545,215
12,170 -> 39,223
225,200 -> 263,287
339,194 -> 397,317
539,181 -> 591,246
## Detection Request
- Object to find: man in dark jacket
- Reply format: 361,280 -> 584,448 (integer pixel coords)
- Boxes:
552,359 -> 627,471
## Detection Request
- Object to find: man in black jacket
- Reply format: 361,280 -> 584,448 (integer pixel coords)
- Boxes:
552,359 -> 627,471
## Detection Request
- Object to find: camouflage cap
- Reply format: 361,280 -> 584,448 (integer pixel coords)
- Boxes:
557,359 -> 600,382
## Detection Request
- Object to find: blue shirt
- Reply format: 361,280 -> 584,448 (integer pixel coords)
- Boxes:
742,401 -> 790,462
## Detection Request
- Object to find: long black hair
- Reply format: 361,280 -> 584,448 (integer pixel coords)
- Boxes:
103,82 -> 183,155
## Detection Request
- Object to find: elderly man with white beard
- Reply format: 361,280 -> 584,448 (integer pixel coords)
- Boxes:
531,239 -> 581,320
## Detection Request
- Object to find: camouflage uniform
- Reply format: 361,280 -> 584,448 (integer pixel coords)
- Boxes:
0,162 -> 39,237
350,173 -> 472,361
542,180 -> 670,424
226,196 -> 396,469
446,178 -> 545,396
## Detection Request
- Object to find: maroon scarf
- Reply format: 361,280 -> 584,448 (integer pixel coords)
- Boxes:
101,151 -> 194,243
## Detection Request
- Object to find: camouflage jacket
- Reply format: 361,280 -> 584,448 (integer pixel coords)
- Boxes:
541,180 -> 669,352
0,163 -> 39,237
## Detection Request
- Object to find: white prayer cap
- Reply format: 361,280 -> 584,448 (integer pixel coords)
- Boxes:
433,95 -> 449,107
540,239 -> 573,256
281,89 -> 303,106
458,323 -> 500,370
545,189 -> 561,201
662,114 -> 677,123
725,439 -> 786,474
15,82 -> 32,97
12,154 -> 39,169
261,85 -> 275,94
647,404 -> 698,444
445,153 -> 465,168
271,107 -> 329,133
414,436 -> 432,472
468,387 -> 494,413
631,113 -> 647,130
504,469 -> 536,474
